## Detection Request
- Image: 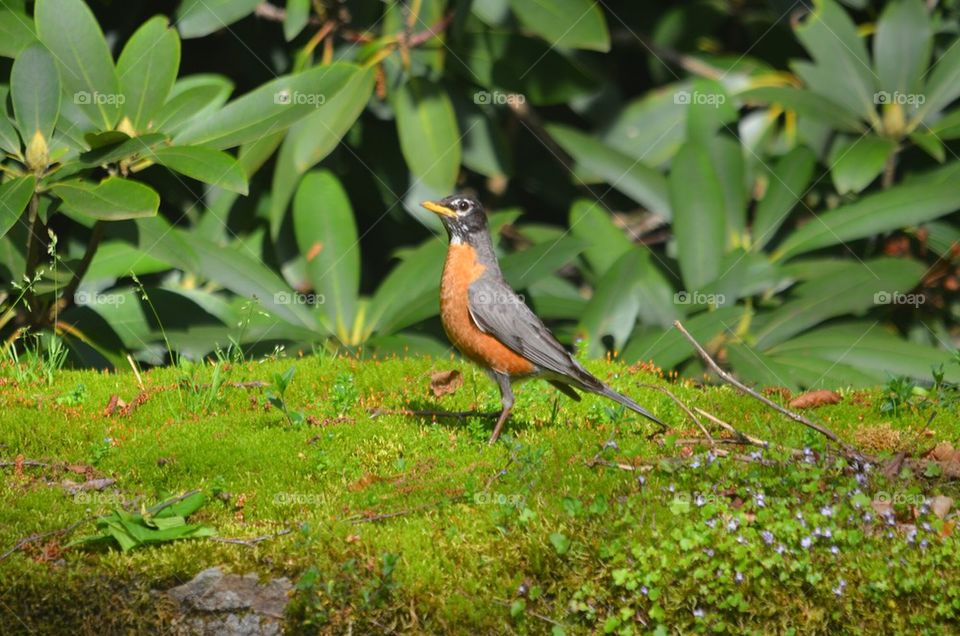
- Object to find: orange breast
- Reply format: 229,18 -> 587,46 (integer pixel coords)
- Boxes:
440,244 -> 535,376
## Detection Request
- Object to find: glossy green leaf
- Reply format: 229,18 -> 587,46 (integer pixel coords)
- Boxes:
51,177 -> 160,220
0,114 -> 20,155
767,323 -> 960,383
176,0 -> 260,39
775,163 -> 960,259
394,77 -> 461,193
753,258 -> 924,349
547,123 -> 671,218
828,135 -> 896,194
117,16 -> 181,132
508,0 -> 610,51
366,240 -> 446,336
283,0 -> 311,41
500,236 -> 586,291
685,79 -> 737,144
293,170 -> 359,338
290,66 -> 374,173
602,83 -> 689,168
152,75 -> 234,133
622,306 -> 745,367
151,146 -> 248,195
0,8 -> 35,58
873,0 -> 931,98
11,43 -> 60,142
578,249 -> 677,357
176,63 -> 359,150
913,36 -> 960,123
669,141 -> 726,290
726,342 -> 801,391
708,135 -> 747,247
0,175 -> 35,238
79,132 -> 167,167
752,145 -> 816,249
738,86 -> 865,133
793,0 -> 877,124
569,199 -> 633,277
35,0 -> 120,130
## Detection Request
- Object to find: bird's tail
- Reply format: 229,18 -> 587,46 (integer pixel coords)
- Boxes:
599,385 -> 665,428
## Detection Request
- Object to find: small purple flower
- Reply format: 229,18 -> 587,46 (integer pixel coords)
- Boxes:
822,528 -> 832,539
704,548 -> 715,557
775,544 -> 786,555
668,484 -> 675,493
906,529 -> 917,544
863,513 -> 873,523
922,522 -> 932,532
887,531 -> 895,539
855,472 -> 867,485
706,451 -> 716,465
693,608 -> 704,619
801,536 -> 813,549
727,518 -> 739,532
830,545 -> 839,555
603,439 -> 619,451
821,505 -> 833,517
813,527 -> 822,537
736,534 -> 748,545
735,571 -> 744,583
705,518 -> 717,529
885,513 -> 896,526
640,585 -> 649,595
750,450 -> 763,460
696,495 -> 706,507
691,458 -> 701,469
833,579 -> 846,597
762,530 -> 774,545
920,539 -> 929,549
754,493 -> 766,508
636,475 -> 646,487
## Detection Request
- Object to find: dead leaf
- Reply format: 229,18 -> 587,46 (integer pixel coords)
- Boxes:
429,370 -> 463,397
931,495 -> 954,519
928,442 -> 960,463
788,390 -> 842,409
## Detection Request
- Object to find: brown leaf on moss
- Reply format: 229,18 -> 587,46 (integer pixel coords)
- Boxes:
928,442 -> 960,463
788,390 -> 841,409
429,370 -> 463,397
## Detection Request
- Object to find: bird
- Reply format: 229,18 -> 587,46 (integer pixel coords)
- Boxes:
421,194 -> 665,444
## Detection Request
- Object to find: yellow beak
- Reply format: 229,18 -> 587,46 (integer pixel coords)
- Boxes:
421,200 -> 456,218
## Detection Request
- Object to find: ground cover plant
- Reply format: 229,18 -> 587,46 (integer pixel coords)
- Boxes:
2,348 -> 960,633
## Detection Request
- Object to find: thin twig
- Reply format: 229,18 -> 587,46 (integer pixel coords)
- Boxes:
0,517 -> 93,562
369,408 -> 499,420
0,458 -> 48,468
127,354 -> 145,391
692,407 -> 771,449
637,383 -> 713,446
672,321 -> 862,460
210,528 -> 292,547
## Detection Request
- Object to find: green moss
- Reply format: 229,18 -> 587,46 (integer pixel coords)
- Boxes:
0,354 -> 958,633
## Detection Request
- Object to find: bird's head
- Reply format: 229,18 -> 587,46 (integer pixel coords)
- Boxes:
421,194 -> 488,243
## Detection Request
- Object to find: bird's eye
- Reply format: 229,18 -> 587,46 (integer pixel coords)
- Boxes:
458,200 -> 470,212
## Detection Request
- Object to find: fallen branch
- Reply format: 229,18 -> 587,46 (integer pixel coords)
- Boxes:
693,407 -> 771,449
369,408 -> 499,420
638,383 -> 713,446
672,320 -> 862,461
210,528 -> 292,547
0,517 -> 93,562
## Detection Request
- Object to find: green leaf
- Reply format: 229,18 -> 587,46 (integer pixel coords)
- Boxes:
752,258 -> 924,349
175,63 -> 359,150
11,43 -> 60,142
0,175 -> 35,238
176,0 -> 260,39
508,0 -> 610,51
50,177 -> 160,221
602,82 -> 689,168
290,66 -> 374,174
873,0 -> 931,98
569,199 -> 633,277
685,79 -> 737,144
35,0 -> 121,130
152,75 -> 234,133
669,141 -> 726,290
912,36 -> 960,123
117,16 -> 181,132
793,0 -> 877,124
500,236 -> 586,291
828,135 -> 896,194
752,146 -> 816,250
708,135 -> 747,248
284,0 -> 311,41
79,132 -> 167,167
768,323 -> 960,383
394,77 -> 461,192
738,86 -> 865,133
0,111 -> 20,155
365,240 -> 446,337
775,163 -> 960,259
726,343 -> 800,391
622,306 -> 745,368
151,146 -> 248,195
0,8 -> 36,58
547,123 -> 671,218
549,531 -> 571,555
293,170 -> 359,339
578,249 -> 677,357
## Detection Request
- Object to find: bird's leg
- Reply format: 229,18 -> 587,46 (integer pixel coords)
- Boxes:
488,373 -> 514,445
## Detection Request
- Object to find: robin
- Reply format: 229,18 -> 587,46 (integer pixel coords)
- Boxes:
421,194 -> 664,444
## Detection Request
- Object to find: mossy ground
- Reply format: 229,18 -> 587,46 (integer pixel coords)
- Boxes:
1,352 -> 959,634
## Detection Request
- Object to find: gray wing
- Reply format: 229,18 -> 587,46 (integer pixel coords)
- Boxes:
467,275 -> 603,391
